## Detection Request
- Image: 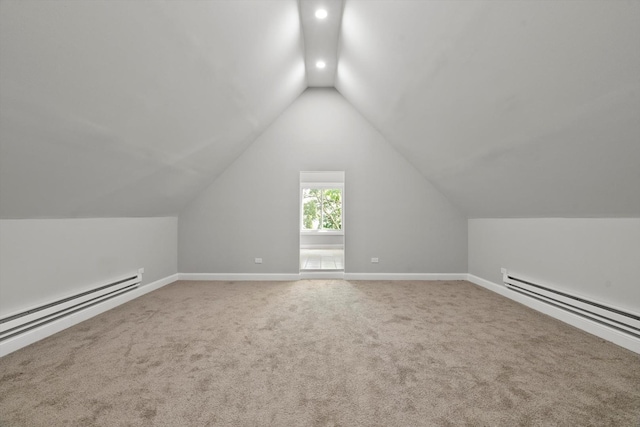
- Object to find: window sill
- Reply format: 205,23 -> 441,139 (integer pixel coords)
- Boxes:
300,230 -> 344,236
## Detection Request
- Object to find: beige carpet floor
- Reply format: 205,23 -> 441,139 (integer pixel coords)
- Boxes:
0,280 -> 639,426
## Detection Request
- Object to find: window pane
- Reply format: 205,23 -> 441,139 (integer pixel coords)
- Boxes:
322,189 -> 342,230
302,188 -> 321,230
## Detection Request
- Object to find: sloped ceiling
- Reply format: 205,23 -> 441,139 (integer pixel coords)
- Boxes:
0,0 -> 306,217
1,0 -> 639,219
337,0 -> 640,217
300,0 -> 344,87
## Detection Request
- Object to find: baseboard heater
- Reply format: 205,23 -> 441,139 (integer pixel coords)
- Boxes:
503,272 -> 640,338
0,273 -> 141,342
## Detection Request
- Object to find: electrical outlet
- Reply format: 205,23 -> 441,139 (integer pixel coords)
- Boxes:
138,268 -> 144,275
254,258 -> 263,264
371,257 -> 379,263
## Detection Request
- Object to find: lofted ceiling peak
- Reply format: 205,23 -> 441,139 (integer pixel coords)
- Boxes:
298,0 -> 345,87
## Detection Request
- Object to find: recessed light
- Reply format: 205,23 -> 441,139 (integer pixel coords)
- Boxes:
315,9 -> 328,19
316,60 -> 326,69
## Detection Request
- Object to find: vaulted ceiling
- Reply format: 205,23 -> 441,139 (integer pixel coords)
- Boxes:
336,1 -> 640,217
0,0 -> 306,217
1,0 -> 638,219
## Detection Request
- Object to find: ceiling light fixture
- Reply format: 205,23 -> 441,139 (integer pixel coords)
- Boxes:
316,60 -> 326,69
315,9 -> 328,19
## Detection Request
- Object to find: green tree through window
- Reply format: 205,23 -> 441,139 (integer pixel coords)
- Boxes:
302,188 -> 342,231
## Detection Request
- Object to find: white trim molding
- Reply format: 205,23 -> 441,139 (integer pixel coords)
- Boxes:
179,272 -> 467,282
0,273 -> 179,358
179,273 -> 301,281
300,244 -> 344,249
466,274 -> 640,355
344,273 -> 467,281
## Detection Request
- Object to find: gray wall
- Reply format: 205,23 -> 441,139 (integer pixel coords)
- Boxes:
300,234 -> 343,248
179,89 -> 467,274
468,218 -> 640,312
0,217 -> 177,316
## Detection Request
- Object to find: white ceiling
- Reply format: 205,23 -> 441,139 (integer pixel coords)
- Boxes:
0,0 -> 638,219
336,0 -> 640,217
299,0 -> 344,87
0,0 -> 306,217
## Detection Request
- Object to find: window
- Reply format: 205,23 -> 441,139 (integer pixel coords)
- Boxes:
301,187 -> 343,232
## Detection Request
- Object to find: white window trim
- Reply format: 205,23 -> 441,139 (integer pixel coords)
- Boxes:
300,230 -> 344,236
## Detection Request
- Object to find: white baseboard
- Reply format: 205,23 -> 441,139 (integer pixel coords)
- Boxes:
179,273 -> 301,281
0,273 -> 179,358
300,244 -> 344,249
466,274 -> 640,354
344,273 -> 467,281
179,272 -> 467,281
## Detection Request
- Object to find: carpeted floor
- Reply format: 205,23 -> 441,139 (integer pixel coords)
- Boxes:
0,280 -> 639,426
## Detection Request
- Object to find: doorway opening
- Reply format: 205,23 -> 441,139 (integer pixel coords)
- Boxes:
299,171 -> 345,273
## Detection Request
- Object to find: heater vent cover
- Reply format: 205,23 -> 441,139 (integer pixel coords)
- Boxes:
0,273 -> 141,342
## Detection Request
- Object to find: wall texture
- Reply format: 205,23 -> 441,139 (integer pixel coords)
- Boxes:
468,218 -> 640,312
0,217 -> 177,316
179,89 -> 467,274
300,234 -> 343,248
